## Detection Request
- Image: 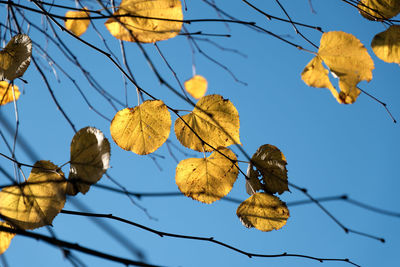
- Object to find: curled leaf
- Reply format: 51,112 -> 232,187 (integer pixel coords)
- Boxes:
0,34 -> 32,81
0,222 -> 15,255
184,75 -> 208,99
174,94 -> 241,152
110,100 -> 171,155
358,0 -> 400,20
246,144 -> 289,195
65,8 -> 91,37
105,0 -> 183,43
236,193 -> 289,232
67,127 -> 111,195
0,161 -> 67,230
175,147 -> 238,204
371,25 -> 400,65
0,81 -> 20,105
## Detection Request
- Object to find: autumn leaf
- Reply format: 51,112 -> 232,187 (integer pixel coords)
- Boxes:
246,144 -> 289,195
0,161 -> 67,230
0,222 -> 15,255
105,0 -> 183,43
0,81 -> 20,105
174,94 -> 241,152
358,0 -> 400,20
65,8 -> 91,37
67,127 -> 111,195
0,34 -> 32,81
302,31 -> 374,104
175,147 -> 238,204
184,75 -> 208,99
110,100 -> 171,155
371,25 -> 400,65
236,193 -> 289,232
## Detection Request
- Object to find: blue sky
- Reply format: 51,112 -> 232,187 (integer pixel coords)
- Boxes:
0,1 -> 399,267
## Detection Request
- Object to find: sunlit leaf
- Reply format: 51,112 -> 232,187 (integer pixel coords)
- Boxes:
0,222 -> 15,255
104,0 -> 183,43
236,193 -> 289,232
301,57 -> 340,102
0,161 -> 67,230
0,81 -> 20,105
67,127 -> 111,195
184,75 -> 208,99
65,8 -> 91,37
175,147 -> 238,204
0,34 -> 32,81
174,94 -> 241,152
246,144 -> 289,195
358,0 -> 400,20
371,25 -> 400,65
302,31 -> 374,104
110,100 -> 171,155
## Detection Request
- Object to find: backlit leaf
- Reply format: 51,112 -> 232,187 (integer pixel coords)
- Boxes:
358,0 -> 400,20
184,75 -> 208,99
0,161 -> 66,230
104,0 -> 183,43
175,147 -> 238,204
65,8 -> 91,37
174,94 -> 241,152
110,100 -> 171,155
0,81 -> 20,105
371,25 -> 400,65
67,127 -> 111,195
236,193 -> 289,232
0,34 -> 32,81
302,31 -> 374,104
246,144 -> 289,195
0,222 -> 15,255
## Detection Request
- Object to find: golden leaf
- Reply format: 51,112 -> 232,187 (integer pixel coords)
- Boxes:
0,222 -> 15,255
0,161 -> 67,230
302,31 -> 374,104
0,34 -> 32,81
236,193 -> 289,232
104,0 -> 183,43
301,57 -> 340,102
174,94 -> 241,152
246,144 -> 289,195
358,0 -> 400,20
184,75 -> 208,99
65,8 -> 91,37
175,147 -> 238,204
110,100 -> 171,155
67,127 -> 111,195
371,25 -> 400,65
0,81 -> 20,105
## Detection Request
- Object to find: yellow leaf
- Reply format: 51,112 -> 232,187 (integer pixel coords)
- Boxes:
0,161 -> 67,230
184,75 -> 208,99
246,144 -> 289,195
67,127 -> 111,195
175,147 -> 238,204
0,81 -> 20,105
236,193 -> 289,232
0,34 -> 32,81
174,94 -> 241,152
65,8 -> 91,37
0,222 -> 15,255
371,25 -> 400,65
301,57 -> 340,102
110,100 -> 171,155
358,0 -> 400,20
302,31 -> 374,104
104,0 -> 183,43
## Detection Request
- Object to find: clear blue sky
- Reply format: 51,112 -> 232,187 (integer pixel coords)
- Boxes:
0,1 -> 399,267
